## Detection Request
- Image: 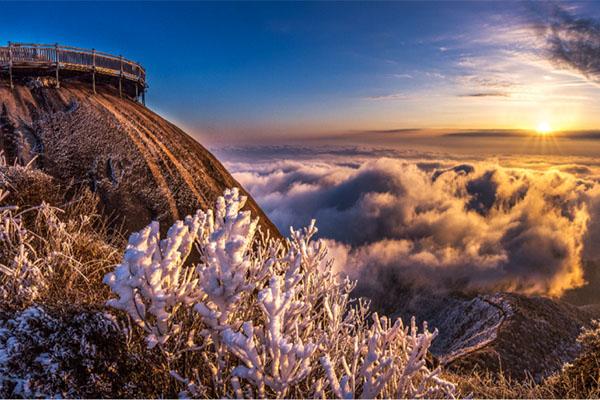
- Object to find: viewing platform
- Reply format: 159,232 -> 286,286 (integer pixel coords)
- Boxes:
0,42 -> 147,103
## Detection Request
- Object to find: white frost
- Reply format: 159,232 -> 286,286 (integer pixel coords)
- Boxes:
104,188 -> 456,398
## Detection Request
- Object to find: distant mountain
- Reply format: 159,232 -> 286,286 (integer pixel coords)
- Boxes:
0,78 -> 279,236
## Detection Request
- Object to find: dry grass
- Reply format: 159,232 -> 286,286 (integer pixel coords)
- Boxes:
0,155 -> 125,308
449,370 -> 555,398
447,352 -> 600,399
34,189 -> 125,307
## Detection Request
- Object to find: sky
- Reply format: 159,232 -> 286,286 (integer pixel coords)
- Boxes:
3,1 -> 600,143
4,1 -> 600,304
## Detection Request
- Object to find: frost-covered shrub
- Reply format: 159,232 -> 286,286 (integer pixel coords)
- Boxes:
103,213 -> 203,348
0,306 -> 149,398
194,188 -> 264,329
319,314 -> 456,399
105,188 -> 456,398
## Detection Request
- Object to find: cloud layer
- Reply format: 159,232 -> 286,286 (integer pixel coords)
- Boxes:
225,148 -> 600,303
533,3 -> 600,84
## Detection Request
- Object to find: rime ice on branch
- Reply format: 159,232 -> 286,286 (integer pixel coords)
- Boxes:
194,188 -> 261,328
104,188 -> 456,398
103,210 -> 204,348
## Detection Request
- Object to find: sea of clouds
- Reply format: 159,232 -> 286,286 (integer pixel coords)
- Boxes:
217,145 -> 600,308
208,2 -> 600,310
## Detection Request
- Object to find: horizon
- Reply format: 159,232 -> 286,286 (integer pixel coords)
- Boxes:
3,1 -> 600,145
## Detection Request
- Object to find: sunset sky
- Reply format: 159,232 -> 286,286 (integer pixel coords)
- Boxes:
2,1 -> 600,141
4,1 -> 600,307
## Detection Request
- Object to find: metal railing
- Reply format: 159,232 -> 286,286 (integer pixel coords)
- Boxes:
0,42 -> 146,98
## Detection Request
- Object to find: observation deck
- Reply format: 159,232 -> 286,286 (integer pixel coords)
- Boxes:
0,42 -> 146,103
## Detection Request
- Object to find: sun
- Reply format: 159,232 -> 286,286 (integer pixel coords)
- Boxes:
536,121 -> 553,135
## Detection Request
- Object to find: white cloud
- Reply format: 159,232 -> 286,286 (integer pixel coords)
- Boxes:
363,92 -> 408,101
224,148 -> 600,303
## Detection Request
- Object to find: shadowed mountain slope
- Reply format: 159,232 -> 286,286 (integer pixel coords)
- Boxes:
0,78 -> 279,236
427,293 -> 595,380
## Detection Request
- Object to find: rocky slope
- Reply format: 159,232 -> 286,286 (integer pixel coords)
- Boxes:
428,293 -> 595,380
0,78 -> 279,235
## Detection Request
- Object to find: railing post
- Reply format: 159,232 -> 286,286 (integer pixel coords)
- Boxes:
119,55 -> 123,98
92,49 -> 96,94
55,43 -> 60,88
8,41 -> 13,90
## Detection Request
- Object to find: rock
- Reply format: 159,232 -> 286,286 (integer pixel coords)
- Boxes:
0,80 -> 279,236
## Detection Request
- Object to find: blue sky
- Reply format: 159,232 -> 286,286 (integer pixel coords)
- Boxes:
3,1 -> 600,143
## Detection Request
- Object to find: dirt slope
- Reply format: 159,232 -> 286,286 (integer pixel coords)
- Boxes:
0,78 -> 279,236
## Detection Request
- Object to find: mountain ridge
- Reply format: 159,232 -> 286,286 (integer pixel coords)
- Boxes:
428,292 -> 596,380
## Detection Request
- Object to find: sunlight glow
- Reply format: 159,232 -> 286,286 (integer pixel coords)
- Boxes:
536,121 -> 553,135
